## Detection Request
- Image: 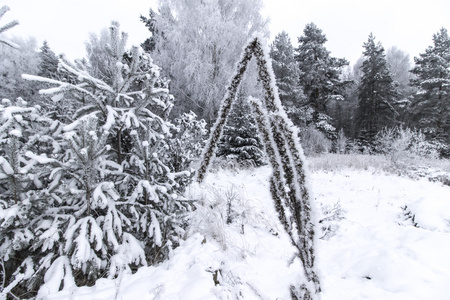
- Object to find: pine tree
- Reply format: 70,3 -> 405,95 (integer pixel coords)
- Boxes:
38,41 -> 59,79
409,28 -> 450,143
217,90 -> 265,167
295,23 -> 349,116
356,33 -> 400,141
270,31 -> 304,107
294,23 -> 349,140
1,22 -> 193,298
140,8 -> 159,53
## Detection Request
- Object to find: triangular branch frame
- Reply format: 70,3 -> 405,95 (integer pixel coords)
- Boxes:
196,36 -> 321,299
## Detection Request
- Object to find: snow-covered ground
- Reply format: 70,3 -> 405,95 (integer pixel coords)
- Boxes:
47,164 -> 450,300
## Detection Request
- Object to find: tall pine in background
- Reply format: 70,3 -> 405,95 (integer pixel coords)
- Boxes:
38,41 -> 59,79
270,31 -> 304,108
409,28 -> 450,144
270,31 -> 311,131
356,33 -> 400,143
294,23 -> 349,139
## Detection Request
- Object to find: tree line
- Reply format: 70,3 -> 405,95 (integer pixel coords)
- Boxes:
140,1 -> 448,158
2,1 -> 449,161
270,25 -> 449,156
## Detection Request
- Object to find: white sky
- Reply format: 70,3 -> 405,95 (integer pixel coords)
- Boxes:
2,0 -> 450,65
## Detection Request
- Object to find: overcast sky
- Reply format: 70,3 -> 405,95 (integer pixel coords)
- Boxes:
2,0 -> 450,65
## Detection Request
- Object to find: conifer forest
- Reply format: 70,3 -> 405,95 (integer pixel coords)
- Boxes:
0,1 -> 449,299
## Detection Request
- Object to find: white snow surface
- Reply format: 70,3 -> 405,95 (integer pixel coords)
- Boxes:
45,166 -> 450,300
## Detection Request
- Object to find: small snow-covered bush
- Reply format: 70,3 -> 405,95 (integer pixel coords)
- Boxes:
319,202 -> 345,240
187,181 -> 274,251
187,184 -> 248,249
300,125 -> 332,156
169,111 -> 207,176
187,184 -> 233,250
375,126 -> 441,161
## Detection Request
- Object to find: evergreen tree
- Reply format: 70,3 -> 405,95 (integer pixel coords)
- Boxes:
356,33 -> 400,141
140,8 -> 159,53
409,28 -> 450,143
0,98 -> 63,297
293,23 -> 349,141
295,23 -> 349,115
38,41 -> 59,79
333,57 -> 365,138
270,31 -> 304,107
385,47 -> 412,124
217,91 -> 265,167
1,22 -> 193,298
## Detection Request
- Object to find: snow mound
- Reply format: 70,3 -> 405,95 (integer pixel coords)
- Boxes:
407,196 -> 450,232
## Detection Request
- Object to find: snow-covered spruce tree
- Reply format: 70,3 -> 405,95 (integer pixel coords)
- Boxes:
0,98 -> 56,205
196,36 -> 321,299
140,8 -> 159,53
217,88 -> 265,167
356,33 -> 400,142
37,41 -> 59,79
0,98 -> 63,298
13,22 -> 192,297
409,28 -> 450,144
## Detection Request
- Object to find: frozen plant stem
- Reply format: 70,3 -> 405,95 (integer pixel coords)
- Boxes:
196,36 -> 321,299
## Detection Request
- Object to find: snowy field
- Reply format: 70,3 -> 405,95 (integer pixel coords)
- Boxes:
47,161 -> 450,300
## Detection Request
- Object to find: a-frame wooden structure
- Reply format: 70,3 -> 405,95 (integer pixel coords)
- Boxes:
196,36 -> 321,299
